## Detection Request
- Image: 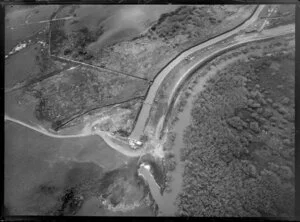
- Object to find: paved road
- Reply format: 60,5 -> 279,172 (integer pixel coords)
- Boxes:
129,5 -> 265,141
5,5 -> 294,157
157,24 -> 295,139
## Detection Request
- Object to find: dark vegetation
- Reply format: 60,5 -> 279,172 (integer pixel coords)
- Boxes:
30,43 -> 57,78
164,157 -> 176,172
177,49 -> 294,217
145,6 -> 223,42
115,129 -> 130,137
32,162 -> 104,216
95,160 -> 151,209
163,132 -> 176,152
41,160 -> 151,215
50,20 -> 100,62
163,132 -> 177,178
49,5 -> 254,80
143,5 -> 251,50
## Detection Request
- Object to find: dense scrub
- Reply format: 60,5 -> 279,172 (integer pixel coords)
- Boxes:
163,132 -> 177,174
177,50 -> 294,217
29,66 -> 148,129
98,5 -> 255,80
50,20 -> 100,62
50,5 -> 255,80
145,5 -> 239,43
43,160 -> 150,216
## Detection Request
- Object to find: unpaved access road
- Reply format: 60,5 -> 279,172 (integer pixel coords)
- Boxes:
5,114 -> 144,157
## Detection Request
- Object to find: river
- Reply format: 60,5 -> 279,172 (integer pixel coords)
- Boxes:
137,81 -> 207,216
136,28 -> 296,215
5,4 -> 294,215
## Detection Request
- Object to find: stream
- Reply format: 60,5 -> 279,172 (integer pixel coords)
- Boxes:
138,87 -> 200,216
137,63 -> 221,216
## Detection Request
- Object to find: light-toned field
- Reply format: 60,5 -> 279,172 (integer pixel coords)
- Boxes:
5,121 -> 129,215
5,5 -> 58,54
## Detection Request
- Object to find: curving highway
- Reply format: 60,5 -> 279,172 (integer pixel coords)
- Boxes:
129,5 -> 265,141
5,4 -> 295,157
157,24 -> 295,139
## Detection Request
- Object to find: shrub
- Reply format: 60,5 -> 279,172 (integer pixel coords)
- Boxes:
227,116 -> 247,131
166,159 -> 177,171
249,121 -> 260,133
281,97 -> 290,105
165,151 -> 175,159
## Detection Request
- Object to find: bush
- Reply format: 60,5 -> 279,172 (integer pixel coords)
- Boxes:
166,159 -> 177,171
176,51 -> 294,217
227,116 -> 247,131
249,121 -> 260,133
165,151 -> 175,159
140,135 -> 148,143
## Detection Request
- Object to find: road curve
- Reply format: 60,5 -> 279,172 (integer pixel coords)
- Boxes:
129,5 -> 265,141
5,5 -> 294,157
5,25 -> 294,156
5,115 -> 143,157
158,25 -> 294,139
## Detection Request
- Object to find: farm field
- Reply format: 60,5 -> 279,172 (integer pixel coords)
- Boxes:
5,42 -> 67,89
5,5 -> 59,54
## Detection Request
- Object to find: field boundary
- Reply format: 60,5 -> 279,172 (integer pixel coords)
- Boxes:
54,95 -> 145,131
5,65 -> 75,93
50,55 -> 150,81
47,14 -> 150,82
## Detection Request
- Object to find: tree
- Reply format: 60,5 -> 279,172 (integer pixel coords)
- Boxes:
140,135 -> 148,143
